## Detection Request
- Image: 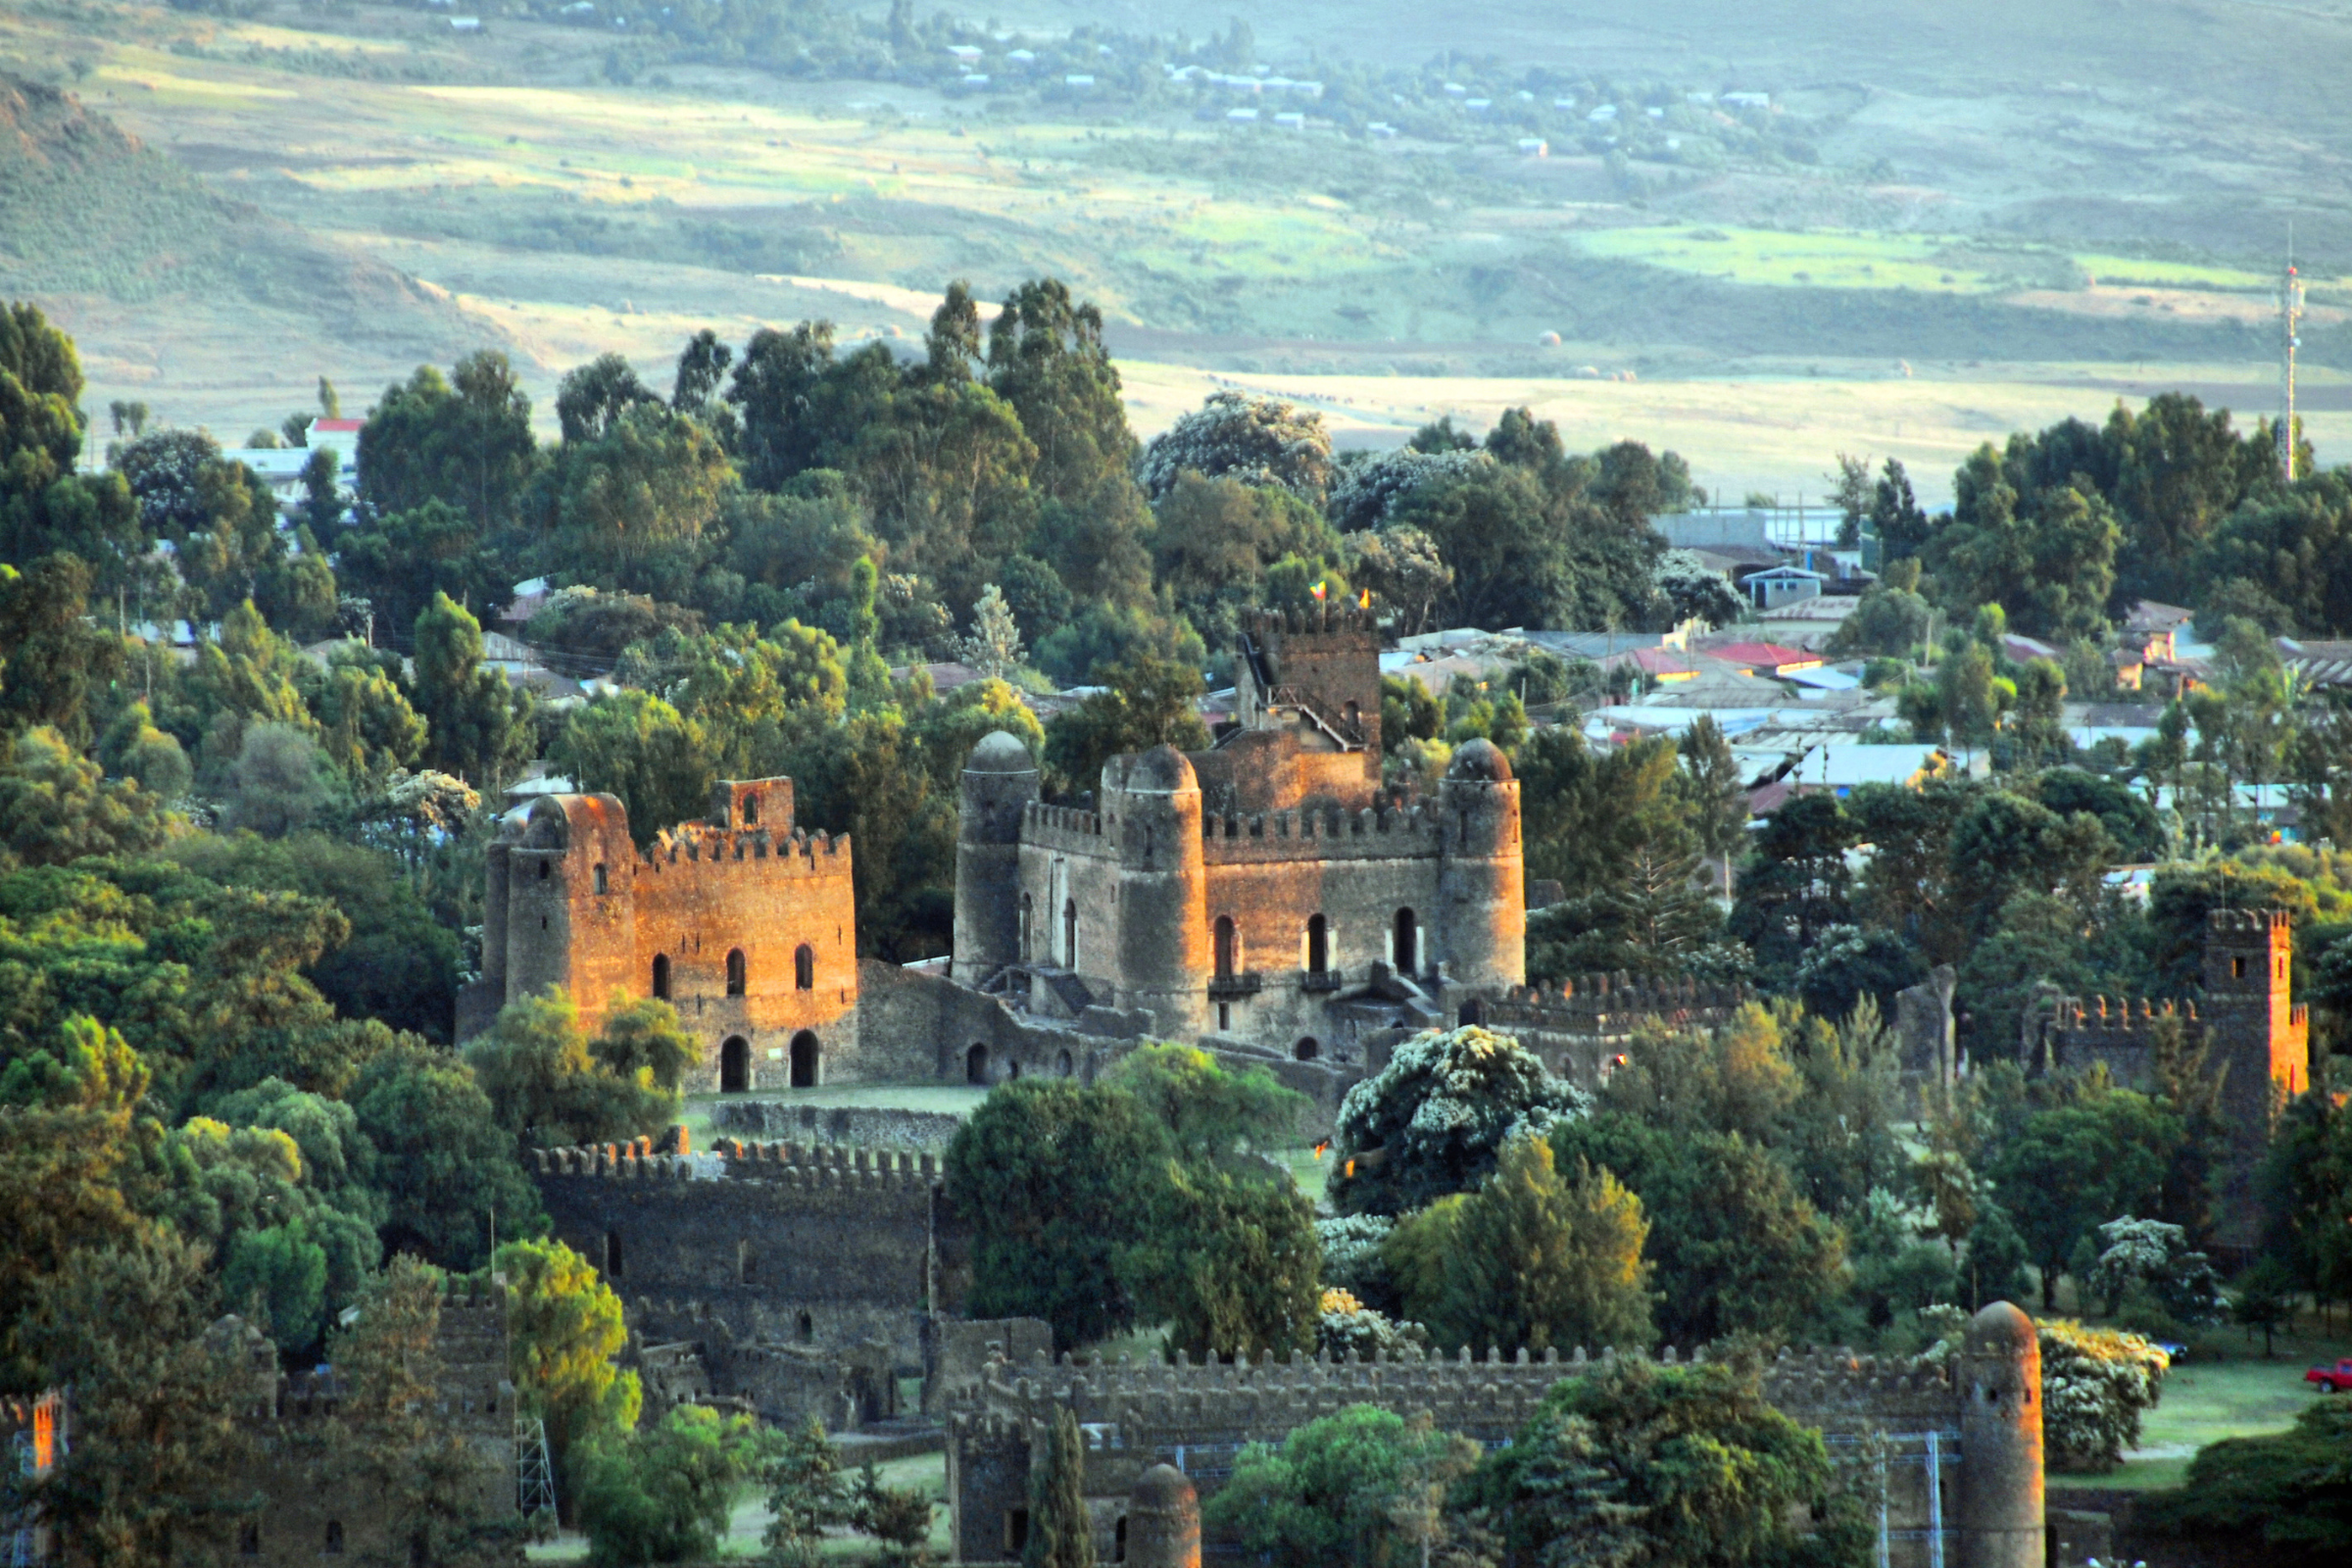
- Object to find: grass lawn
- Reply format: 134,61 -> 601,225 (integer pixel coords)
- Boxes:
525,1452 -> 951,1562
2048,1322 -> 2352,1494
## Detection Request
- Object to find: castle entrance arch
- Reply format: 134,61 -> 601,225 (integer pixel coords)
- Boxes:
966,1044 -> 989,1084
720,1035 -> 751,1093
789,1030 -> 819,1088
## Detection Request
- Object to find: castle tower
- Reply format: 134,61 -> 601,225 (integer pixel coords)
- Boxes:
1236,606 -> 1382,771
502,794 -> 639,1017
1438,738 -> 1526,990
1958,1300 -> 2043,1568
2203,907 -> 2311,1249
954,731 -> 1041,985
1126,1463 -> 1200,1568
1108,745 -> 1211,1037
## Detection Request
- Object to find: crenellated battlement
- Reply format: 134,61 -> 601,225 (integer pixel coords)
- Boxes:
532,1136 -> 944,1192
1245,606 -> 1380,640
1201,803 -> 1446,862
636,823 -> 853,878
2209,907 -> 2294,936
1468,974 -> 1752,1039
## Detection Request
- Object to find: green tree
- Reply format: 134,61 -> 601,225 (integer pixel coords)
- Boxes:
351,1044 -> 544,1269
1023,1406 -> 1095,1568
556,400 -> 732,586
1041,654 -> 1211,798
576,1405 -> 771,1568
1330,1025 -> 1589,1217
1201,1405 -> 1482,1568
986,277 -> 1137,509
496,1236 -> 641,1495
1992,1087 -> 2181,1308
551,689 -> 715,848
2137,1398 -> 2352,1558
761,1416 -> 857,1565
0,724 -> 170,869
357,353 -> 540,530
414,592 -> 532,791
465,988 -> 679,1149
944,1077 -> 1174,1348
1394,1136 -> 1652,1355
0,553 -> 121,744
318,1255 -> 521,1568
1120,1162 -> 1322,1360
1099,1042 -> 1307,1166
1467,1354 -> 1863,1568
18,1235 -> 255,1568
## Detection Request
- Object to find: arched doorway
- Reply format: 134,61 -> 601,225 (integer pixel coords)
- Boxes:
652,954 -> 671,1001
1294,1037 -> 1320,1061
725,949 -> 748,997
789,1030 -> 819,1088
966,1044 -> 989,1084
1393,908 -> 1418,975
1006,1059 -> 1021,1080
1056,1050 -> 1073,1078
720,1035 -> 751,1093
1305,913 -> 1328,976
1214,915 -> 1238,978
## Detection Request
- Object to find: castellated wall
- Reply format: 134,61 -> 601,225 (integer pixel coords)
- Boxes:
211,1281 -> 517,1568
947,1312 -> 2043,1568
467,779 -> 860,1095
530,1137 -> 968,1375
1462,974 -> 1754,1087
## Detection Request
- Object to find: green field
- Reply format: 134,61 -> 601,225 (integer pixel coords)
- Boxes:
2048,1327 -> 2352,1494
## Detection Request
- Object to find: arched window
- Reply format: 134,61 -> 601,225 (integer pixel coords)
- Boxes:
605,1229 -> 623,1280
1019,893 -> 1034,960
742,792 -> 760,826
324,1522 -> 345,1555
1393,908 -> 1418,974
538,860 -> 550,881
794,943 -> 815,991
1056,1050 -> 1073,1078
1295,1037 -> 1320,1061
1063,900 -> 1078,967
737,1241 -> 757,1285
1214,916 -> 1238,979
720,1036 -> 751,1094
593,862 -> 609,894
651,954 -> 671,1001
239,1525 -> 261,1557
966,1044 -> 990,1085
789,1031 -> 819,1088
797,1310 -> 813,1343
1007,1060 -> 1022,1080
1305,914 -> 1328,975
726,949 -> 747,997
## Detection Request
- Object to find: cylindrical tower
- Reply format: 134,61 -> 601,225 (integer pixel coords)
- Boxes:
1959,1300 -> 2044,1568
1126,1463 -> 1200,1568
953,731 -> 1040,984
481,832 -> 514,998
1438,738 -> 1526,990
1111,745 -> 1210,1037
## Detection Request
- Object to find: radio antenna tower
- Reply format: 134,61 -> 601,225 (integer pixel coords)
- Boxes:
2278,227 -> 2304,480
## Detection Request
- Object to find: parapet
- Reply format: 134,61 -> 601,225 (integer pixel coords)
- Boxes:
1471,974 -> 1752,1034
1200,803 -> 1445,861
532,1136 -> 944,1193
638,821 -> 853,880
1245,606 -> 1379,639
2208,907 -> 2293,936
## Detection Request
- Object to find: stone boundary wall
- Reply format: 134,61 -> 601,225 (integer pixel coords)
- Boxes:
712,1100 -> 968,1150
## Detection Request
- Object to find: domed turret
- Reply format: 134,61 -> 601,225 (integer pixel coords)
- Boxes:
954,731 -> 1041,984
1959,1300 -> 2043,1568
1446,737 -> 1514,782
1122,743 -> 1200,795
1104,744 -> 1208,1035
1126,1463 -> 1200,1568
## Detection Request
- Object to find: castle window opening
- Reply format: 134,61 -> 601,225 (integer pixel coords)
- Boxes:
538,861 -> 549,880
1306,914 -> 1328,975
1394,907 -> 1418,974
1019,893 -> 1033,960
789,1030 -> 819,1088
605,1229 -> 623,1279
1004,1511 -> 1030,1553
742,792 -> 760,826
1295,1037 -> 1319,1061
1218,1002 -> 1231,1031
2234,956 -> 2246,979
1114,1516 -> 1127,1561
1063,899 -> 1078,967
1214,916 -> 1238,979
1007,1059 -> 1022,1080
726,949 -> 748,997
720,1036 -> 751,1093
795,943 -> 815,990
324,1522 -> 344,1555
737,1241 -> 757,1284
240,1525 -> 260,1557
1056,1050 -> 1073,1077
593,862 -> 609,894
966,1044 -> 989,1084
798,1310 -> 813,1343
652,954 -> 671,1001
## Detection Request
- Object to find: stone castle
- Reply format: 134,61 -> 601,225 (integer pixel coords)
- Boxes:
2030,907 -> 2313,1249
461,777 -> 860,1096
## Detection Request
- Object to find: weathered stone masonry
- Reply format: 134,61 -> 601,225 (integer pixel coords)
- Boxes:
461,778 -> 860,1095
